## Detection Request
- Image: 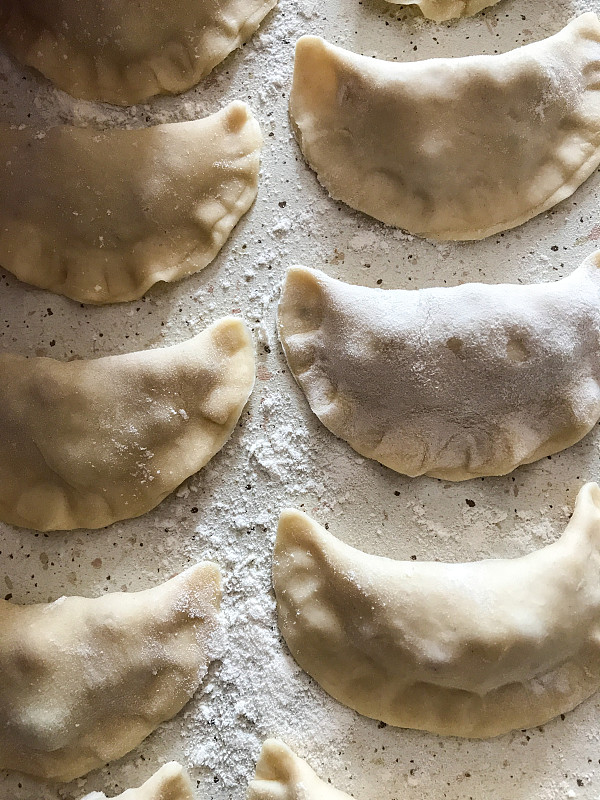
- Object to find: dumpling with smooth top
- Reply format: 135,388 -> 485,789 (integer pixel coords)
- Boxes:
273,484 -> 600,737
0,564 -> 221,781
0,317 -> 255,531
0,102 -> 262,304
278,257 -> 600,481
290,16 -> 600,240
0,0 -> 277,105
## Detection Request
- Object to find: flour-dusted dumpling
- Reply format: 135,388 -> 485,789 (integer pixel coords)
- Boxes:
82,763 -> 194,800
248,740 -> 351,800
290,16 -> 600,240
273,484 -> 600,738
383,0 -> 502,22
0,564 -> 221,781
278,258 -> 600,481
0,317 -> 255,531
0,103 -> 262,304
0,0 -> 277,105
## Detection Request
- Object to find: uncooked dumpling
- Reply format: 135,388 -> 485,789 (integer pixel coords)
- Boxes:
248,740 -> 351,800
0,102 -> 262,304
290,15 -> 600,240
0,0 -> 277,105
278,257 -> 600,481
0,317 -> 255,531
273,484 -> 600,738
82,763 -> 194,800
0,564 -> 221,781
384,0 -> 502,22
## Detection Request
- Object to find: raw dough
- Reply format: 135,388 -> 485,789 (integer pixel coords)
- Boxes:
0,102 -> 262,304
278,258 -> 600,480
0,563 -> 221,781
289,15 -> 600,240
0,317 -> 255,531
82,763 -> 194,800
0,0 -> 277,105
383,0 -> 502,23
273,483 -> 600,738
248,740 -> 351,800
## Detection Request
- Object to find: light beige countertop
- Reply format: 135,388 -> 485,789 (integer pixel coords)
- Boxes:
0,0 -> 599,798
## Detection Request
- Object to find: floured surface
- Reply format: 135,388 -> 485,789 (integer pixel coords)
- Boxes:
1,0 -> 600,798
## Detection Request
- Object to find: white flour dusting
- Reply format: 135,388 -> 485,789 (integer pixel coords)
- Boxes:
2,0 -> 600,799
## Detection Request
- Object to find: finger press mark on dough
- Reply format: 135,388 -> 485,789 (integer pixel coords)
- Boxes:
506,336 -> 528,363
446,337 -> 463,355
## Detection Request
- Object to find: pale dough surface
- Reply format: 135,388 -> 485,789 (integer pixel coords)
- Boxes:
82,763 -> 194,800
0,564 -> 221,782
0,317 -> 255,531
278,257 -> 600,480
0,0 -> 277,105
248,740 -> 352,800
273,483 -> 600,738
289,14 -> 600,240
0,102 -> 262,304
3,1 -> 600,798
383,0 -> 502,22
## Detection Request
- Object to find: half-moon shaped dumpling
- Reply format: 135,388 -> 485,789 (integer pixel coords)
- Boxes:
0,317 -> 255,531
0,563 -> 221,781
273,484 -> 600,738
278,258 -> 600,481
82,763 -> 194,800
248,740 -> 352,800
383,0 -> 502,22
290,16 -> 600,240
0,102 -> 262,304
0,0 -> 277,105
